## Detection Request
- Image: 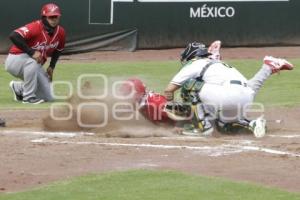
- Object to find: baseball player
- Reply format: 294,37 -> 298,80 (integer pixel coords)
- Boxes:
119,78 -> 172,124
4,3 -> 66,104
164,42 -> 294,137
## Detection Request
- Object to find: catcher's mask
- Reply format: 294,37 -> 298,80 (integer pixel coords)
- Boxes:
119,78 -> 146,102
180,42 -> 211,65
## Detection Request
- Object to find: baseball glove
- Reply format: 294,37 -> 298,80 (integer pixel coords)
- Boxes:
164,102 -> 192,121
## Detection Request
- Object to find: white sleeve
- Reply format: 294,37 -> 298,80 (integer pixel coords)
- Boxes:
170,63 -> 202,86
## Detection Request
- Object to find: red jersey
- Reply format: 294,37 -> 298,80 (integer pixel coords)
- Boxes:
139,92 -> 171,123
9,20 -> 65,64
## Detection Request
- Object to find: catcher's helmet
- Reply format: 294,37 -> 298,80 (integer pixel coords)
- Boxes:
41,3 -> 61,17
119,78 -> 146,101
180,42 -> 211,64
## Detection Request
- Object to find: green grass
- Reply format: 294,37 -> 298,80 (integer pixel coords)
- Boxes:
1,59 -> 299,109
0,170 -> 299,200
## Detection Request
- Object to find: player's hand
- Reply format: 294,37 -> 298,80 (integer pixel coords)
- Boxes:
164,91 -> 174,101
47,67 -> 54,82
32,51 -> 43,64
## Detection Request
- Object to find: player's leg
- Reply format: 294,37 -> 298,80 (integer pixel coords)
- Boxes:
21,58 -> 46,104
208,40 -> 222,60
9,81 -> 23,101
5,54 -> 26,77
183,83 -> 227,136
35,67 -> 54,102
5,53 -> 44,103
215,84 -> 267,138
247,56 -> 293,95
168,103 -> 214,137
247,65 -> 272,95
5,54 -> 27,101
164,96 -> 214,136
216,116 -> 266,138
216,118 -> 251,134
200,81 -> 265,137
191,103 -> 214,136
179,79 -> 214,136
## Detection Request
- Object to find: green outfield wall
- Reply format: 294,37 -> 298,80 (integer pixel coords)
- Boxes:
0,0 -> 299,53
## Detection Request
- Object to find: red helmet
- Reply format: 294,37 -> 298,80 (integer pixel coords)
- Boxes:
41,3 -> 61,17
119,78 -> 146,101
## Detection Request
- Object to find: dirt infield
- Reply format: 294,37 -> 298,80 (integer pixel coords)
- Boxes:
0,106 -> 300,193
0,47 -> 299,193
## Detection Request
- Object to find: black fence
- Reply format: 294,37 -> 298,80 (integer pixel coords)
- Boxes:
0,0 -> 298,53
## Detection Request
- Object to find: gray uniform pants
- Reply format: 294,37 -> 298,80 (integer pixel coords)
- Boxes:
247,64 -> 272,95
198,64 -> 272,124
4,53 -> 53,101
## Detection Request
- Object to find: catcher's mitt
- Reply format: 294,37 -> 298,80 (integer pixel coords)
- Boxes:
164,102 -> 192,121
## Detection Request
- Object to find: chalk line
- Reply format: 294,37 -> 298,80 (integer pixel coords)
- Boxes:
268,134 -> 300,138
31,138 -> 300,158
0,130 -> 94,138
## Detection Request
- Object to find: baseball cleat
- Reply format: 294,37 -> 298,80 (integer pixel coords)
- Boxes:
263,56 -> 294,74
182,127 -> 214,137
9,81 -> 23,101
249,116 -> 266,138
182,128 -> 202,136
182,122 -> 214,137
201,126 -> 214,136
208,40 -> 222,60
22,97 -> 45,104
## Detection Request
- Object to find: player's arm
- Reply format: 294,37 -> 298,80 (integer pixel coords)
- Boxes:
47,28 -> 65,81
9,31 -> 42,63
164,83 -> 180,101
47,50 -> 62,82
9,32 -> 35,56
49,50 -> 61,70
164,63 -> 197,101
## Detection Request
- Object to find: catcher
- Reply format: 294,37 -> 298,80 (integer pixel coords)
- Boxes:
119,41 -> 222,128
164,41 -> 294,137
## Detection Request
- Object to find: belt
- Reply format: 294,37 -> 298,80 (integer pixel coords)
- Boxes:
230,80 -> 247,87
